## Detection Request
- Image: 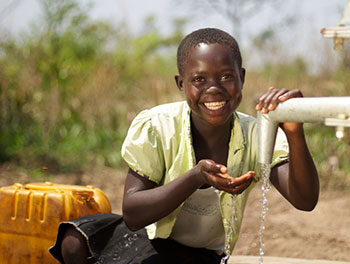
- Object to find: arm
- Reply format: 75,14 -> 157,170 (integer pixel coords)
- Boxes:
256,87 -> 319,211
122,161 -> 255,231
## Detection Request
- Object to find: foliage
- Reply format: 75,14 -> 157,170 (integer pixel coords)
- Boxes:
304,124 -> 350,190
0,0 -> 349,189
0,0 -> 182,172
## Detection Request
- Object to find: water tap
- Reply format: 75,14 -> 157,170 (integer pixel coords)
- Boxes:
321,0 -> 350,50
325,114 -> 350,141
257,97 -> 350,165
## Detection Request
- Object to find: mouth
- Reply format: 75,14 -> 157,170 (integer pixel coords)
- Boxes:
203,101 -> 226,111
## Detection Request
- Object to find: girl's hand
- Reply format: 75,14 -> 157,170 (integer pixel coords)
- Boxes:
255,87 -> 304,135
217,171 -> 256,195
195,160 -> 255,195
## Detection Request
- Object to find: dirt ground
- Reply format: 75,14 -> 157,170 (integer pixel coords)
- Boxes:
233,187 -> 350,262
1,164 -> 349,262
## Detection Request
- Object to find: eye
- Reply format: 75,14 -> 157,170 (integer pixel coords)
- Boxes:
192,76 -> 205,83
221,73 -> 233,81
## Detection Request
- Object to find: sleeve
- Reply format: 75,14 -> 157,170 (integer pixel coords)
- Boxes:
121,110 -> 165,184
271,127 -> 289,168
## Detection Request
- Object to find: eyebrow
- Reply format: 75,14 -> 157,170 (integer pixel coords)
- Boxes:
191,71 -> 207,75
191,68 -> 235,75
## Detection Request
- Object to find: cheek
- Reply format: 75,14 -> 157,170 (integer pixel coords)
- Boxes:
184,87 -> 199,104
229,87 -> 243,106
185,96 -> 197,109
237,92 -> 242,105
226,83 -> 242,96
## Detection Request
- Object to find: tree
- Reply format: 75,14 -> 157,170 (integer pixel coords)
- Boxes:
177,0 -> 281,43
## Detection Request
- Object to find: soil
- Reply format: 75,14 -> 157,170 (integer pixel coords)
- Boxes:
0,164 -> 349,262
233,187 -> 350,262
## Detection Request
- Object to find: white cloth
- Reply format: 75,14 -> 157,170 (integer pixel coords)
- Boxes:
170,187 -> 225,253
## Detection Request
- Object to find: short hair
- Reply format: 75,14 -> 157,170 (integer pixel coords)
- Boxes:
177,28 -> 242,76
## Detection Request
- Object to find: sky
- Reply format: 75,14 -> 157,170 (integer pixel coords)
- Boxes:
0,0 -> 348,72
1,0 -> 346,35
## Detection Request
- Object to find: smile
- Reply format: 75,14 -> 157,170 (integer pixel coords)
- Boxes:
203,101 -> 226,111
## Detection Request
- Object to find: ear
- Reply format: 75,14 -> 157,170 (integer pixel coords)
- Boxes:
240,68 -> 246,86
175,74 -> 184,91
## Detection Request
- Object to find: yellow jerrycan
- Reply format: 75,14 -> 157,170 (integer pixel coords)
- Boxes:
0,182 -> 112,263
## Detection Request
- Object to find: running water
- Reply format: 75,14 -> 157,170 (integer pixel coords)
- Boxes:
220,194 -> 237,264
219,163 -> 271,264
257,162 -> 272,264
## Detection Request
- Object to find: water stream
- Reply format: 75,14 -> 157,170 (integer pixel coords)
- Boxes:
257,162 -> 272,264
220,194 -> 237,264
219,162 -> 271,264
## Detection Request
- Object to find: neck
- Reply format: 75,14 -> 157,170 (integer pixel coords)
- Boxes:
191,115 -> 233,148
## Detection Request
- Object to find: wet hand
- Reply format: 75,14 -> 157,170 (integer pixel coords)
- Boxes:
195,160 -> 255,195
216,171 -> 255,195
256,87 -> 304,134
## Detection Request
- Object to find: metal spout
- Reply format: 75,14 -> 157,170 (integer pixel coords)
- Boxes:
321,0 -> 350,50
257,97 -> 350,165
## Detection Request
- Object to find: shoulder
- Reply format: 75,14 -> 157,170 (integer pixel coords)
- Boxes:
129,101 -> 189,137
145,101 -> 188,118
235,112 -> 257,130
134,101 -> 188,126
234,112 -> 258,147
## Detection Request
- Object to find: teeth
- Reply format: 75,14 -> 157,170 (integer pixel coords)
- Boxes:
204,101 -> 226,110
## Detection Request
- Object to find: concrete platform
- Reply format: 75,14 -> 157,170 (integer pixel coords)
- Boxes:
228,256 -> 350,264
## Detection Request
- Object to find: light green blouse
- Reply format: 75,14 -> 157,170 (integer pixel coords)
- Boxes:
121,101 -> 289,254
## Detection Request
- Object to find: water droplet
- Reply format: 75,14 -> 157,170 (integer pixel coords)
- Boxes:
257,162 -> 271,264
220,194 -> 237,264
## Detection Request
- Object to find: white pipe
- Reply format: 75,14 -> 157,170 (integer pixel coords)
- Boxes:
257,97 -> 350,164
340,0 -> 350,25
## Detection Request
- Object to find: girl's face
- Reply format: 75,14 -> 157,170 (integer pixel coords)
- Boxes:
176,43 -> 245,128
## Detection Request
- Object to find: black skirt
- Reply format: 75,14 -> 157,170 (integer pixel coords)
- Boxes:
49,213 -> 227,264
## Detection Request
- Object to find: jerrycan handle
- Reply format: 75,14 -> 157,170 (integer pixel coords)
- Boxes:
72,190 -> 94,203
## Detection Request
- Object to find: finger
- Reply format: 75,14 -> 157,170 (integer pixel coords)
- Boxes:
257,88 -> 281,113
217,172 -> 232,179
267,88 -> 289,111
206,172 -> 232,188
202,160 -> 223,174
212,164 -> 227,175
209,161 -> 227,173
219,166 -> 228,174
216,170 -> 254,184
278,89 -> 303,102
220,178 -> 253,195
212,171 -> 255,189
232,178 -> 254,194
228,171 -> 255,187
255,87 -> 274,111
263,88 -> 291,113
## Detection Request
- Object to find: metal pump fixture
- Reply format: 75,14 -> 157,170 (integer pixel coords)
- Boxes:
257,97 -> 350,165
321,0 -> 350,50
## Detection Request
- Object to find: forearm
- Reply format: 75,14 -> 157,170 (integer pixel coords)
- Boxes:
122,168 -> 203,231
285,129 -> 319,210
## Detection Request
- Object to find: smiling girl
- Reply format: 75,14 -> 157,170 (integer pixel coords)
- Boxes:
50,28 -> 319,264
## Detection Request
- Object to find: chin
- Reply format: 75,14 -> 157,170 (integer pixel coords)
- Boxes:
206,117 -> 232,127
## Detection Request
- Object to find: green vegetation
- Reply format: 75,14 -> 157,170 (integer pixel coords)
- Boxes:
0,0 -> 182,171
0,0 -> 349,189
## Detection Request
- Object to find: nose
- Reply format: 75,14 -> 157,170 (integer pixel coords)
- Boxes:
205,80 -> 222,93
